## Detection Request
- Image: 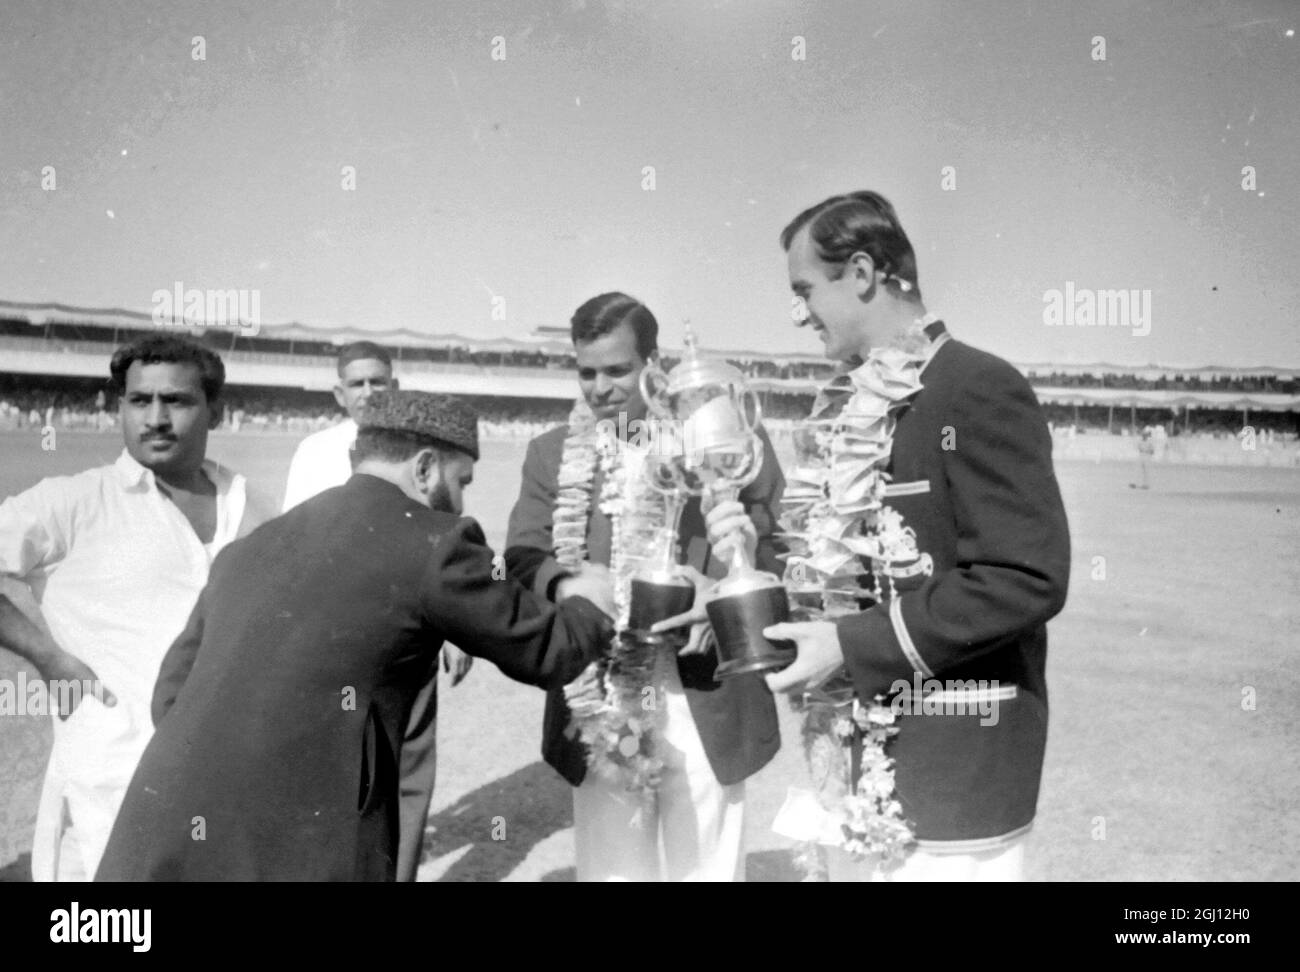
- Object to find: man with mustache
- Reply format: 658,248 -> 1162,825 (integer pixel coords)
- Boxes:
96,391 -> 615,881
0,334 -> 263,880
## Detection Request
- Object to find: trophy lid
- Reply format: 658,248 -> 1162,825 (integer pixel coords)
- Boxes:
663,325 -> 750,398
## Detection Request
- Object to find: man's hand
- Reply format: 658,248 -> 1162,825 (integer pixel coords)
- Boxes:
41,649 -> 116,719
442,644 -> 473,687
556,562 -> 616,619
762,621 -> 844,695
702,491 -> 757,567
0,594 -> 115,719
647,565 -> 717,656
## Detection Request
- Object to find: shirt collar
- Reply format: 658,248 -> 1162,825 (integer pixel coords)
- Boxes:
830,319 -> 953,381
113,448 -> 235,494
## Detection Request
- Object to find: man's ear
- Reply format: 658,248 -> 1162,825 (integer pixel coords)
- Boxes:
207,399 -> 223,431
390,376 -> 400,391
413,447 -> 439,489
848,250 -> 878,299
332,384 -> 347,410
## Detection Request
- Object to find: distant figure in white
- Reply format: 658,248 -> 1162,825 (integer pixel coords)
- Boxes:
1130,427 -> 1155,490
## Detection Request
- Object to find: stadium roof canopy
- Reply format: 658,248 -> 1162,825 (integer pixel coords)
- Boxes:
1,298 -> 1296,379
0,299 -> 578,355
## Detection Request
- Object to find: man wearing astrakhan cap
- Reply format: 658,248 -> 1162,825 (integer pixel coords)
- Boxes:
96,391 -> 614,881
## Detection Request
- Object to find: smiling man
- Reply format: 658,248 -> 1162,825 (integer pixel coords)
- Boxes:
505,292 -> 785,882
0,334 -> 261,880
759,191 -> 1071,881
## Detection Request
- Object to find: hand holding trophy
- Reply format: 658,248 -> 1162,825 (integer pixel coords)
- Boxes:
640,327 -> 795,680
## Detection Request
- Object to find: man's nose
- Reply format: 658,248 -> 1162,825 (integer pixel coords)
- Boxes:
145,399 -> 169,427
594,375 -> 614,397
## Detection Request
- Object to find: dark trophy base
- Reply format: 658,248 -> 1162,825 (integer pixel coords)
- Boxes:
625,577 -> 696,645
706,585 -> 795,681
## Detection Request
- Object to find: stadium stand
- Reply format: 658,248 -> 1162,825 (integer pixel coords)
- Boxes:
1,300 -> 1296,450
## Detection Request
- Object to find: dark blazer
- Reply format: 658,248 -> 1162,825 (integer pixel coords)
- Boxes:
95,474 -> 612,881
835,331 -> 1071,849
506,423 -> 786,788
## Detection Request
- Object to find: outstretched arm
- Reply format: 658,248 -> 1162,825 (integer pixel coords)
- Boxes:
424,518 -> 613,688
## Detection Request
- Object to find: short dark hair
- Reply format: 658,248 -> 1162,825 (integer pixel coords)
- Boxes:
353,428 -> 461,465
109,334 -> 225,403
780,191 -> 922,300
337,340 -> 392,376
570,292 -> 658,361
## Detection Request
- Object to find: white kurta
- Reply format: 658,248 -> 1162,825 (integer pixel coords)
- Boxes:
0,450 -> 247,881
281,418 -> 356,512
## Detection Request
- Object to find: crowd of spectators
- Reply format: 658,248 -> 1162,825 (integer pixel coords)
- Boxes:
1038,403 -> 1297,439
1028,371 -> 1298,394
0,381 -> 573,440
2,372 -> 1296,442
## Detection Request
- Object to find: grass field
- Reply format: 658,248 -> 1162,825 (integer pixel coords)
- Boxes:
1,428 -> 1297,881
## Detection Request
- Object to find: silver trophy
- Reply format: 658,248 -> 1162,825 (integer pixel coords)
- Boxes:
623,444 -> 696,644
638,327 -> 794,679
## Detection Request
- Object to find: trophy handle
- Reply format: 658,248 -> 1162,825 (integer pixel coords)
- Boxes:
731,431 -> 765,493
738,385 -> 763,434
639,358 -> 673,419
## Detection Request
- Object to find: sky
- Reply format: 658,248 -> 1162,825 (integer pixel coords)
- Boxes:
1,0 -> 1297,368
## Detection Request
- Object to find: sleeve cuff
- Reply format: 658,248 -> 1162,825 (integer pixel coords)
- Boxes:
834,598 -> 931,700
534,556 -> 571,601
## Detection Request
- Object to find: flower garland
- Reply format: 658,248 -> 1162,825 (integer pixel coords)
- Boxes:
778,327 -> 939,874
554,400 -> 666,807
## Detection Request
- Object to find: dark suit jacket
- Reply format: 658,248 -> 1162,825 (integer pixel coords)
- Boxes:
95,474 -> 612,881
506,423 -> 785,787
835,332 -> 1071,848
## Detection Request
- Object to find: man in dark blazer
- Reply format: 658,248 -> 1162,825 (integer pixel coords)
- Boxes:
762,192 -> 1071,881
95,392 -> 613,881
505,292 -> 784,881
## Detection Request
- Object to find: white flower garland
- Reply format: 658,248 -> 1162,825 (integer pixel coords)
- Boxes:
553,400 -> 666,806
780,330 -> 937,873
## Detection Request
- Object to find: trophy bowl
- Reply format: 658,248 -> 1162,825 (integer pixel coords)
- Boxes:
638,326 -> 792,678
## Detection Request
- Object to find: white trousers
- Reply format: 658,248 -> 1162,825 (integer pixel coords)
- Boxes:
573,654 -> 745,882
826,836 -> 1026,882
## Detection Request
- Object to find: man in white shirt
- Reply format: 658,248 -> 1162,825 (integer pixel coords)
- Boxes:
281,341 -> 469,881
0,334 -> 263,880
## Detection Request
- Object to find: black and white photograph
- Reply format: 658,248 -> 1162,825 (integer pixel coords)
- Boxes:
0,0 -> 1295,914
